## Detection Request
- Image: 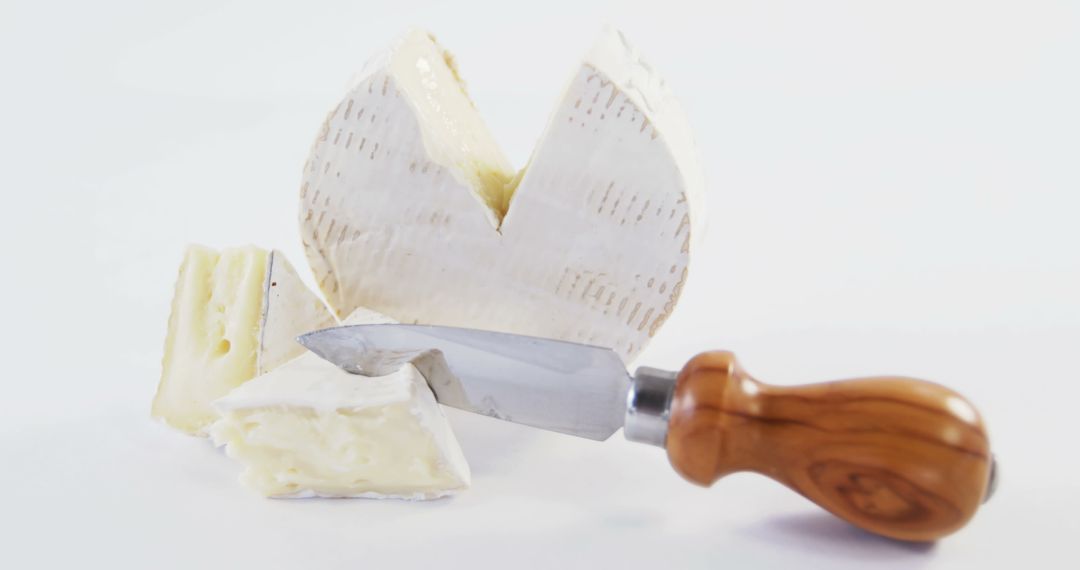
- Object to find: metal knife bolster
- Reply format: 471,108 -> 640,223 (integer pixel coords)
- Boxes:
624,367 -> 678,447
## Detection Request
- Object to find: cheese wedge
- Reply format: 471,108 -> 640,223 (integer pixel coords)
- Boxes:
300,28 -> 704,362
152,245 -> 336,435
209,352 -> 470,499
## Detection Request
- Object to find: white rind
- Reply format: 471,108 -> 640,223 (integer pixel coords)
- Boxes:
273,488 -> 459,501
210,356 -> 470,500
300,28 -> 703,362
584,26 -> 706,238
341,305 -> 397,325
257,250 -> 338,374
219,305 -> 402,413
214,352 -> 412,413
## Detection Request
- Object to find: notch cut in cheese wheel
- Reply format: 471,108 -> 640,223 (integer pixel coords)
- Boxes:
152,245 -> 336,435
300,27 -> 704,362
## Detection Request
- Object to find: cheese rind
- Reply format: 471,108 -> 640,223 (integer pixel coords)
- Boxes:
258,251 -> 339,374
210,354 -> 470,499
300,27 -> 703,362
152,245 -> 336,435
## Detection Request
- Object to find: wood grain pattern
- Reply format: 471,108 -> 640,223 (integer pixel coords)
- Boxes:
666,351 -> 992,542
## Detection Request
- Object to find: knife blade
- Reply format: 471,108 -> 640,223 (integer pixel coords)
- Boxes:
297,323 -> 996,542
297,324 -> 633,440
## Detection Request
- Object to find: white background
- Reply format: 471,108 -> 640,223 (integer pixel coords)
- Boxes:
2,1 -> 1078,568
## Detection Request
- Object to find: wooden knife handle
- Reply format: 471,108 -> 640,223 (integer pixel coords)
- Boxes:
665,351 -> 993,542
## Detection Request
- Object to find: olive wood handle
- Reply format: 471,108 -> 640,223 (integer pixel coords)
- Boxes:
666,351 -> 993,542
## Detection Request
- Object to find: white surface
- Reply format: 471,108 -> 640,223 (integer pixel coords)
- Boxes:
2,1 -> 1077,568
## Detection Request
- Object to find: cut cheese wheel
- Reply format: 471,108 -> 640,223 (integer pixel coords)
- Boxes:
152,245 -> 336,435
300,28 -> 704,362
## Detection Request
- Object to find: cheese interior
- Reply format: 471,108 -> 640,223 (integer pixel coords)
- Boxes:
153,245 -> 336,435
387,30 -> 518,224
211,356 -> 470,499
153,246 -> 266,434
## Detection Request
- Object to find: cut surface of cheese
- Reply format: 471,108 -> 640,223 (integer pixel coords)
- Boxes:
152,245 -> 336,435
300,27 -> 704,362
209,353 -> 470,499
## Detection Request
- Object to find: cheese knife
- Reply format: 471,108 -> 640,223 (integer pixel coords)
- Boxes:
298,324 -> 995,542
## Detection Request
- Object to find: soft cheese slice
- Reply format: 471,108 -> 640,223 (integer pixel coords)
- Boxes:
301,28 -> 704,362
152,245 -> 336,435
257,250 -> 340,374
341,305 -> 397,326
209,353 -> 470,499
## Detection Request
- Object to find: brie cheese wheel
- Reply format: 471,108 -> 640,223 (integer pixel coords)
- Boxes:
300,28 -> 704,361
152,245 -> 336,435
209,353 -> 470,499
